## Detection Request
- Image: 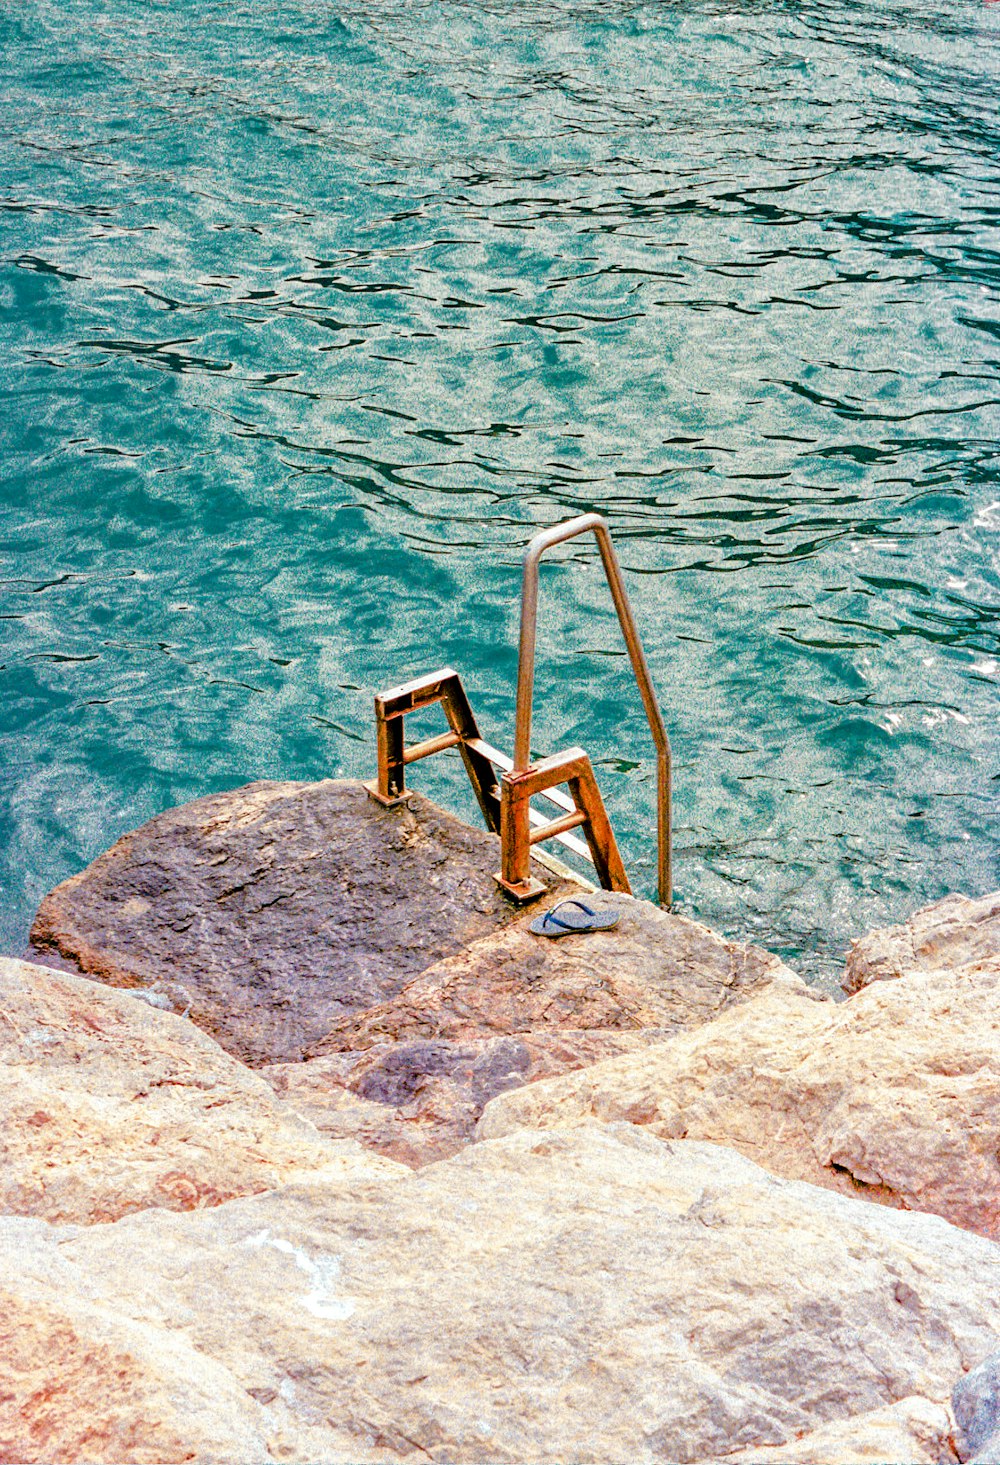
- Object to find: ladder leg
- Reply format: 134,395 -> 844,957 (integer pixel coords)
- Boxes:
568,762 -> 631,894
498,776 -> 547,902
372,699 -> 406,804
438,674 -> 501,834
496,747 -> 627,902
365,667 -> 491,814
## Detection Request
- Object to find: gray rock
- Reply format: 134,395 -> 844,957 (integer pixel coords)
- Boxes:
955,1350 -> 1000,1461
29,779 -> 575,1066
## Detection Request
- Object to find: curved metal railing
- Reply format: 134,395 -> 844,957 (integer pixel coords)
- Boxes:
513,513 -> 672,907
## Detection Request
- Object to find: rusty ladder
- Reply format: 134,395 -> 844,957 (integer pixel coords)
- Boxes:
364,514 -> 672,907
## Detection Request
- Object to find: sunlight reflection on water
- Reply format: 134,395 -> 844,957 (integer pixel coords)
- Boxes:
1,0 -> 998,984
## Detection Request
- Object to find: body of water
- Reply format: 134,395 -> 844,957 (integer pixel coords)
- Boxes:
2,0 -> 998,986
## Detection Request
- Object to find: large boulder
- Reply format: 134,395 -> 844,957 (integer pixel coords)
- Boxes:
479,962 -> 1000,1239
0,957 -> 403,1226
284,891 -> 812,1166
308,889 -> 811,1053
844,890 -> 1000,994
954,1351 -> 1000,1463
29,780 -> 575,1066
4,1124 -> 999,1463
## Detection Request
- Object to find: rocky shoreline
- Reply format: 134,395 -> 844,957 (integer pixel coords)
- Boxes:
4,779 -> 1000,1463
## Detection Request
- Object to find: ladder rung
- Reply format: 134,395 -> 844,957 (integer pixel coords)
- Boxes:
466,736 -> 594,862
465,736 -> 512,769
403,730 -> 463,764
528,809 -> 588,845
526,806 -> 592,860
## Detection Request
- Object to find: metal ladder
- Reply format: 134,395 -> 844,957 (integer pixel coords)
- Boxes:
364,514 -> 672,907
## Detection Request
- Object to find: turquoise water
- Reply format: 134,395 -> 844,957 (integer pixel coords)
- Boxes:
2,0 -> 998,986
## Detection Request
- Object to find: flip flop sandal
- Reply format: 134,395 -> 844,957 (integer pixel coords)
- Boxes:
529,897 -> 621,939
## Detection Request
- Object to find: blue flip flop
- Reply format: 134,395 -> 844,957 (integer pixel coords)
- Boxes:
529,897 -> 621,938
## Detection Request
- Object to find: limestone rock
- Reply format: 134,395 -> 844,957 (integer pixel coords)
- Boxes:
844,890 -> 1000,994
308,890 -> 812,1055
479,962 -> 1000,1239
29,779 -> 576,1066
263,1028 -> 670,1167
0,956 -> 404,1226
9,1125 -> 1000,1463
714,1396 -> 956,1464
0,1220 -> 274,1465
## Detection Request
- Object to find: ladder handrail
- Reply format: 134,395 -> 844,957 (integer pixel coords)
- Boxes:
513,513 -> 672,907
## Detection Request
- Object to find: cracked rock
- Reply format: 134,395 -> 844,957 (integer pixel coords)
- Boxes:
707,1396 -> 957,1464
28,779 -> 575,1066
4,1124 -> 1000,1463
479,950 -> 1000,1240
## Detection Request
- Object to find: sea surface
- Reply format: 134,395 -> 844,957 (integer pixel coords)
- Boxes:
2,0 -> 998,986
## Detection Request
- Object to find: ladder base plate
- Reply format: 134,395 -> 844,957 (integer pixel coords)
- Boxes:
494,871 -> 548,904
363,781 -> 411,809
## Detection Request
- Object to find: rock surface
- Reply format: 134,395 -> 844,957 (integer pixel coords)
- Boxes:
5,1123 -> 1000,1464
0,956 -> 403,1226
954,1351 -> 1000,1463
263,1028 -> 670,1167
282,891 -> 812,1166
714,1396 -> 956,1464
0,1233 -> 275,1465
479,960 -> 1000,1239
18,783 -> 1000,1462
844,890 -> 1000,994
29,779 -> 574,1066
308,889 -> 811,1054
28,780 -> 813,1166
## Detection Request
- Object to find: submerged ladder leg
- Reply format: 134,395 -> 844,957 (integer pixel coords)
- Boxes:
498,747 -> 630,903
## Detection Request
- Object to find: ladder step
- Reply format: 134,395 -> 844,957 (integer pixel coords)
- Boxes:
528,809 -> 588,845
402,730 -> 463,764
526,806 -> 591,860
464,736 -> 512,769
